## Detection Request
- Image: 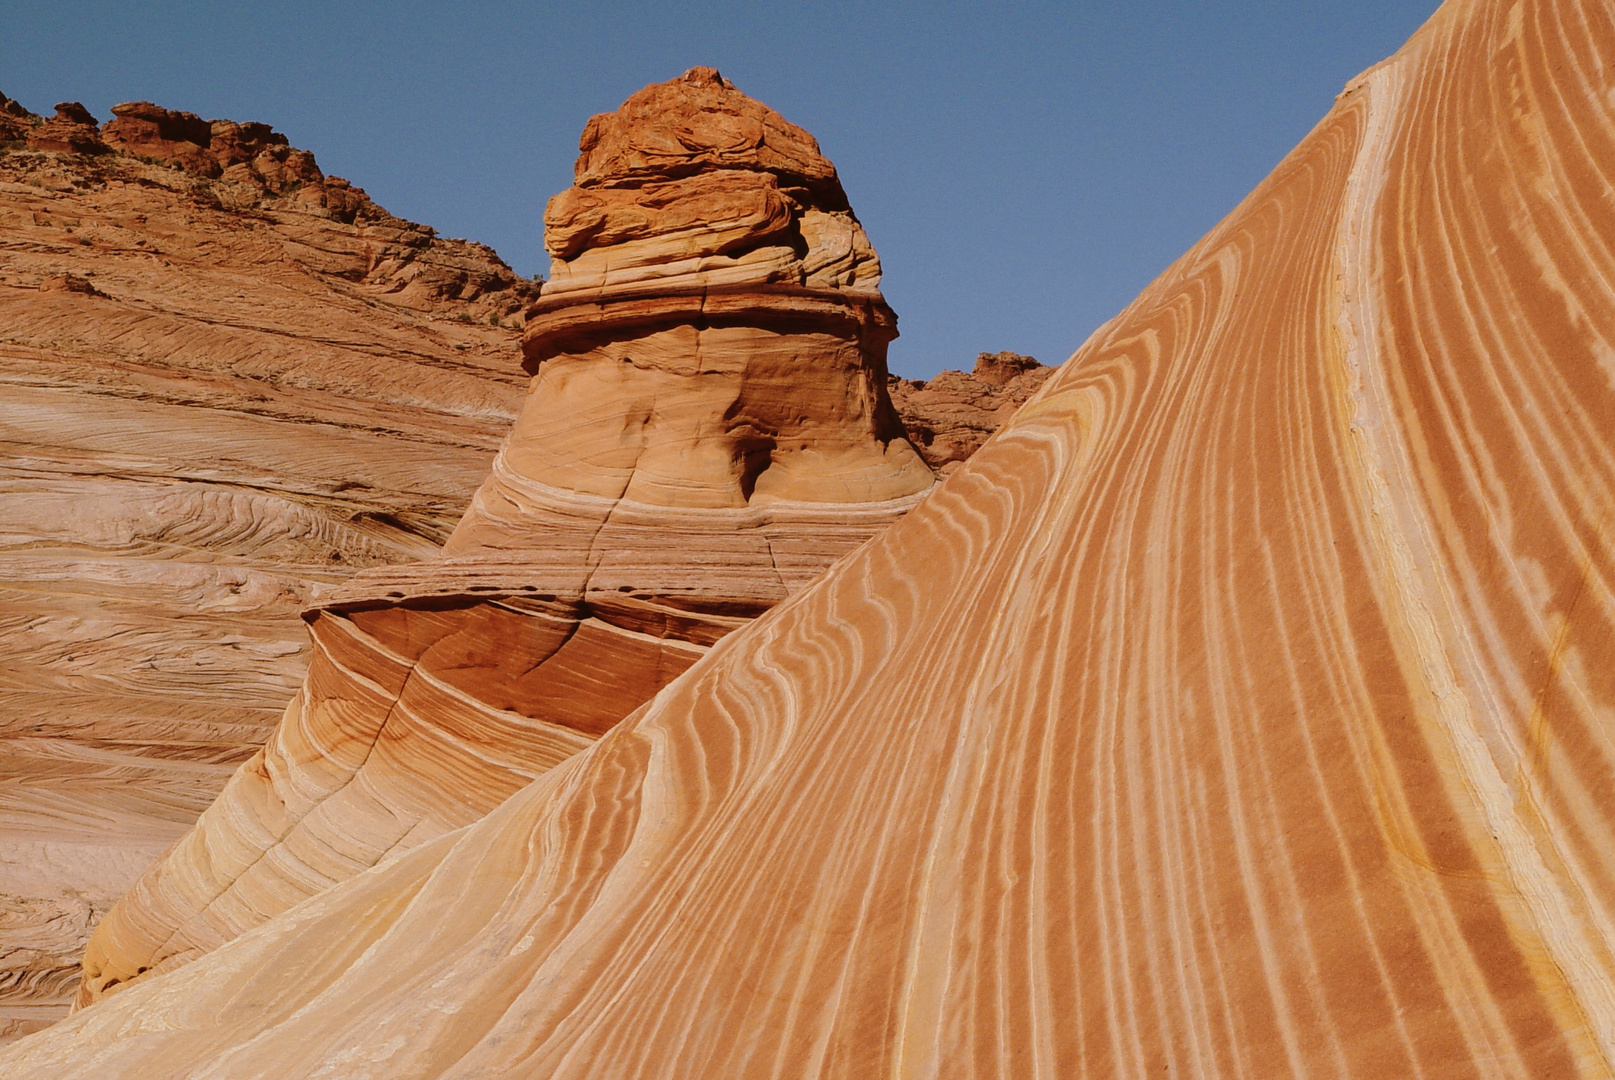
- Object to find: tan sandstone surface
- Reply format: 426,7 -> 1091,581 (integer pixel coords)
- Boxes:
69,68 -> 939,1011
15,0 -> 1611,1072
0,97 -> 536,1038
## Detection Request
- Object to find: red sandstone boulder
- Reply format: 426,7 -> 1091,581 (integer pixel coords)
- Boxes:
51,102 -> 96,127
36,272 -> 103,296
101,101 -> 217,174
0,92 -> 34,142
206,118 -> 287,166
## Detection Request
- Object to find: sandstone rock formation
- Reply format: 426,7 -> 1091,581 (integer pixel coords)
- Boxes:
0,102 -> 535,1039
887,350 -> 1053,472
21,104 -> 107,158
9,0 -> 1615,1073
71,67 -> 936,1008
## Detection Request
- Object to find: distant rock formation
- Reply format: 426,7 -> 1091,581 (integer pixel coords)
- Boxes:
19,103 -> 107,157
12,1 -> 1615,1074
0,94 -> 534,1040
888,351 -> 1054,472
74,67 -> 936,1006
0,94 -> 537,308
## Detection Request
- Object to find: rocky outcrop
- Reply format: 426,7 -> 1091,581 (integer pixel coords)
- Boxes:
21,104 -> 107,157
72,68 -> 935,1007
888,350 -> 1054,472
11,0 -> 1615,1073
0,95 -> 29,144
96,101 -> 372,224
0,99 -> 535,1038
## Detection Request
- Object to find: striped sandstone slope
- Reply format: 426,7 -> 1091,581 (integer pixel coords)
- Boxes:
72,68 -> 935,1008
7,0 -> 1614,1073
0,103 -> 532,1039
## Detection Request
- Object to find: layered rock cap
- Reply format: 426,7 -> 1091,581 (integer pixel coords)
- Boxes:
539,66 -> 874,304
74,69 -> 936,1006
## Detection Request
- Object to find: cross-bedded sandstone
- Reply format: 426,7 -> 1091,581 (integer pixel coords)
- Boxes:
0,94 -> 536,1039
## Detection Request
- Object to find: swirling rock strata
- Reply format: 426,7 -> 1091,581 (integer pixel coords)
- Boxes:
73,68 -> 934,1006
12,0 -> 1615,1073
0,103 -> 533,1037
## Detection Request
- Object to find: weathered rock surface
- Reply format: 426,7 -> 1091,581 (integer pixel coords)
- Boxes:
72,68 -> 936,1007
0,99 -> 535,1037
22,105 -> 107,158
539,67 -> 880,302
888,350 -> 1054,472
11,0 -> 1615,1073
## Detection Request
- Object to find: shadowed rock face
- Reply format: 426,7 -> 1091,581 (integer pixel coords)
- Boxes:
73,68 -> 936,1007
888,351 -> 1055,473
0,100 -> 536,1039
12,0 -> 1615,1073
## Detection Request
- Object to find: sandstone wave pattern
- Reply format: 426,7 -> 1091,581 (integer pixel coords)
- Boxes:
13,0 -> 1614,1073
71,68 -> 938,1009
0,100 -> 534,1039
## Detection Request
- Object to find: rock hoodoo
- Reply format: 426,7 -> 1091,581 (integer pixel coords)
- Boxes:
73,68 -> 936,1005
11,0 -> 1615,1074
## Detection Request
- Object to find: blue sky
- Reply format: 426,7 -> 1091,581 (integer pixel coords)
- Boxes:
0,2 -> 1441,378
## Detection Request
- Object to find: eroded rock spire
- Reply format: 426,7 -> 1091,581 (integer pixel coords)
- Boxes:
76,68 -> 935,1005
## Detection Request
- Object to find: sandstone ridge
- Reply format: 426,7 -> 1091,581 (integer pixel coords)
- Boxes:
0,92 -> 539,312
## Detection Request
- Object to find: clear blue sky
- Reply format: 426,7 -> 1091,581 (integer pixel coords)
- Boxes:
0,1 -> 1441,378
